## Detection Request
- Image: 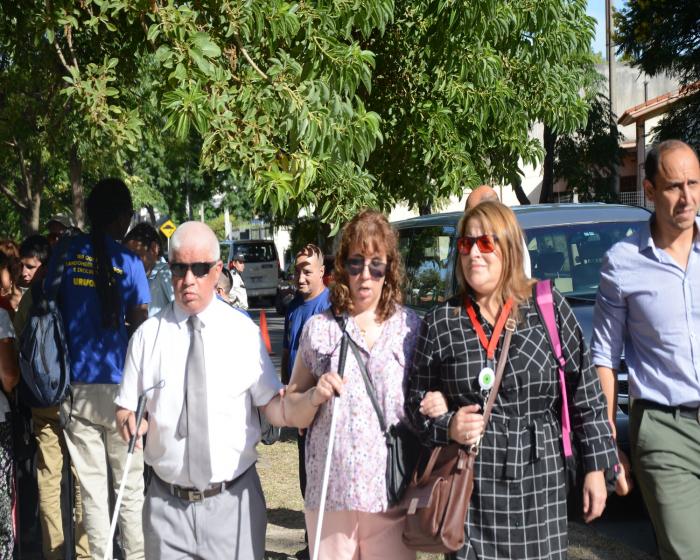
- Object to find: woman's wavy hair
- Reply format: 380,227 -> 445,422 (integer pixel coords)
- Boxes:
0,239 -> 21,283
455,201 -> 535,318
331,209 -> 404,322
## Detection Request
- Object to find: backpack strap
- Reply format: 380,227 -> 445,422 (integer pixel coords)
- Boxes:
534,280 -> 573,458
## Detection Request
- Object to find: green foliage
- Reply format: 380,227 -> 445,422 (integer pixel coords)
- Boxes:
615,1 -> 700,150
363,0 -> 597,210
554,94 -> 622,202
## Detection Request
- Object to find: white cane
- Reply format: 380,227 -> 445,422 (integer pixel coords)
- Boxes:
312,329 -> 349,560
103,381 -> 163,560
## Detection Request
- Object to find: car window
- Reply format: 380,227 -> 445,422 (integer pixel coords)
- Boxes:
219,243 -> 231,261
235,242 -> 277,263
525,221 -> 644,298
401,225 -> 455,311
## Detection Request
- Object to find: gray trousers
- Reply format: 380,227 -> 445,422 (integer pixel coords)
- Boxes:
143,465 -> 267,560
630,401 -> 700,560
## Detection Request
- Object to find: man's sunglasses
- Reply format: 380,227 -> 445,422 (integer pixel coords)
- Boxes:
344,256 -> 388,279
456,234 -> 499,255
169,261 -> 217,278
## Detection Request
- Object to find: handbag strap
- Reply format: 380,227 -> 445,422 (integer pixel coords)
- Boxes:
479,317 -> 515,431
533,280 -> 573,458
416,315 -> 515,485
346,335 -> 389,435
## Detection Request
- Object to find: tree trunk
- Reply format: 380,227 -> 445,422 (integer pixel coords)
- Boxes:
540,125 -> 556,203
418,202 -> 431,215
511,175 -> 531,205
70,145 -> 85,229
145,203 -> 156,224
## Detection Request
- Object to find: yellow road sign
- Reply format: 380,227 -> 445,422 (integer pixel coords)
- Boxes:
159,219 -> 177,238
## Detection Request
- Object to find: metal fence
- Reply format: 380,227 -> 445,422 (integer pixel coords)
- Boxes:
618,191 -> 654,210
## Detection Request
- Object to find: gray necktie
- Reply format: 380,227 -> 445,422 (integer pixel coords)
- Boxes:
176,315 -> 212,491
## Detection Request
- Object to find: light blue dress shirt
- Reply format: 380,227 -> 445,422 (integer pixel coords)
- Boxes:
591,216 -> 700,407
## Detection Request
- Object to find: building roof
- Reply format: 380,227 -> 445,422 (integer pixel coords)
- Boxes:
618,81 -> 700,126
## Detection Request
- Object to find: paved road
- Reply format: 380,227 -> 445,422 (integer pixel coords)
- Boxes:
251,305 -> 660,559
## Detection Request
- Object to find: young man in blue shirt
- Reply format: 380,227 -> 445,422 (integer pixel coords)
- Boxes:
47,178 -> 150,560
281,243 -> 331,559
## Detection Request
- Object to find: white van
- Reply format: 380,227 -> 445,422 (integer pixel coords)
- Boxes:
219,239 -> 280,304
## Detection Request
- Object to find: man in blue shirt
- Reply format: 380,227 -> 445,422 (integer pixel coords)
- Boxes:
282,243 -> 331,559
47,178 -> 150,560
592,140 -> 700,560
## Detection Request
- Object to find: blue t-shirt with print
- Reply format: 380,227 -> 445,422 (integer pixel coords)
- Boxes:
283,288 -> 331,380
46,233 -> 150,384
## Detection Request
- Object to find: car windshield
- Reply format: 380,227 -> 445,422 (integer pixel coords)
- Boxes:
524,220 -> 646,300
236,242 -> 276,263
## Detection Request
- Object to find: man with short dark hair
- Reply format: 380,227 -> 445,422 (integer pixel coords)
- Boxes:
592,139 -> 700,560
125,223 -> 174,317
281,243 -> 331,560
18,235 -> 50,288
229,252 -> 248,309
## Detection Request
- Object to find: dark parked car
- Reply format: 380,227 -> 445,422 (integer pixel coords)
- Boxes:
393,203 -> 652,455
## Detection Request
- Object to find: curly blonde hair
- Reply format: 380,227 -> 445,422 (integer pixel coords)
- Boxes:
455,201 -> 535,316
331,209 -> 404,322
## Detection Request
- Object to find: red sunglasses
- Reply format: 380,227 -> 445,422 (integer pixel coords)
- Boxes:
456,234 -> 499,255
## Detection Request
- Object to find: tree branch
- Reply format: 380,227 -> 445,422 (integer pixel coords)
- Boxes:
0,182 -> 27,212
53,40 -> 72,74
233,33 -> 271,83
66,25 -> 80,73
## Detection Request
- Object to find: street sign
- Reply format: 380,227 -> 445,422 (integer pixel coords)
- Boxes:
159,219 -> 177,238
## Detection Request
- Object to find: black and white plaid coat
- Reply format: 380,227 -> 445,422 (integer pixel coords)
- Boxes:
405,288 -> 617,560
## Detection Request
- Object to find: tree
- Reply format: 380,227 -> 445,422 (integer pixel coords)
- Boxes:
363,0 -> 597,211
615,1 -> 700,150
553,94 -> 622,202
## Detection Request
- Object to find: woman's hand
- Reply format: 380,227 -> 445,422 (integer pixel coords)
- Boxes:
582,470 -> 607,523
448,404 -> 484,446
419,391 -> 449,418
308,372 -> 345,407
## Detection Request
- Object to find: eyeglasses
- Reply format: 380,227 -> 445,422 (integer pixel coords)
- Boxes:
456,234 -> 498,255
344,256 -> 388,279
169,262 -> 217,278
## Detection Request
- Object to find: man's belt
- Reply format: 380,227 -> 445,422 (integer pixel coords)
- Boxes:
636,399 -> 700,422
157,474 -> 237,502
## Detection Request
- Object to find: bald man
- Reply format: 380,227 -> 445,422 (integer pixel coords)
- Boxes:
117,221 -> 287,559
465,184 -> 531,277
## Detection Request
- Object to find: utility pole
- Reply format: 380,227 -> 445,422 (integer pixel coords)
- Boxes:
606,0 -> 620,196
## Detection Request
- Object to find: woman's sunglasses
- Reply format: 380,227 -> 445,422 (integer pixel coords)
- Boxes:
456,234 -> 499,255
344,256 -> 388,279
170,261 -> 216,278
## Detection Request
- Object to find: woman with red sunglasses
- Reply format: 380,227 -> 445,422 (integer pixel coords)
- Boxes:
282,209 -> 421,559
406,200 -> 617,560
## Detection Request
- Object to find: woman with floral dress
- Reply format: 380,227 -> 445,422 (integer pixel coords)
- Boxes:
283,210 -> 421,559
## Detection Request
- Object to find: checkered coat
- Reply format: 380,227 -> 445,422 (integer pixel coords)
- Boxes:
405,289 -> 617,560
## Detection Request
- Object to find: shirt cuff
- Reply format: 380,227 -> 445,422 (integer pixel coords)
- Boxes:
431,411 -> 455,446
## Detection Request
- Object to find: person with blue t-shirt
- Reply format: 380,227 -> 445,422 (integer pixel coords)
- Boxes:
281,243 -> 331,560
46,178 -> 150,560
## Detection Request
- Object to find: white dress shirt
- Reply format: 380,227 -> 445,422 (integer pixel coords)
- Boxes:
116,297 -> 281,487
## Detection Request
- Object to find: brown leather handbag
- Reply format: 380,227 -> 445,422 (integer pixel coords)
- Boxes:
402,321 -> 514,552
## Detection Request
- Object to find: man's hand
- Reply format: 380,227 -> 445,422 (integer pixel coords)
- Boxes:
116,406 -> 148,449
615,448 -> 634,496
582,470 -> 607,523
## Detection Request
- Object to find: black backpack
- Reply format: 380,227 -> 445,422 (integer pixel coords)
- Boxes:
17,235 -> 73,408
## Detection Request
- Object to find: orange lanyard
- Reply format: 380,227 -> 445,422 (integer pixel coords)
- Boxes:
465,297 -> 514,361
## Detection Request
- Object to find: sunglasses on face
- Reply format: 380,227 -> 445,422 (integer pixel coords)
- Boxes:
456,234 -> 499,255
344,256 -> 388,279
169,261 -> 217,278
